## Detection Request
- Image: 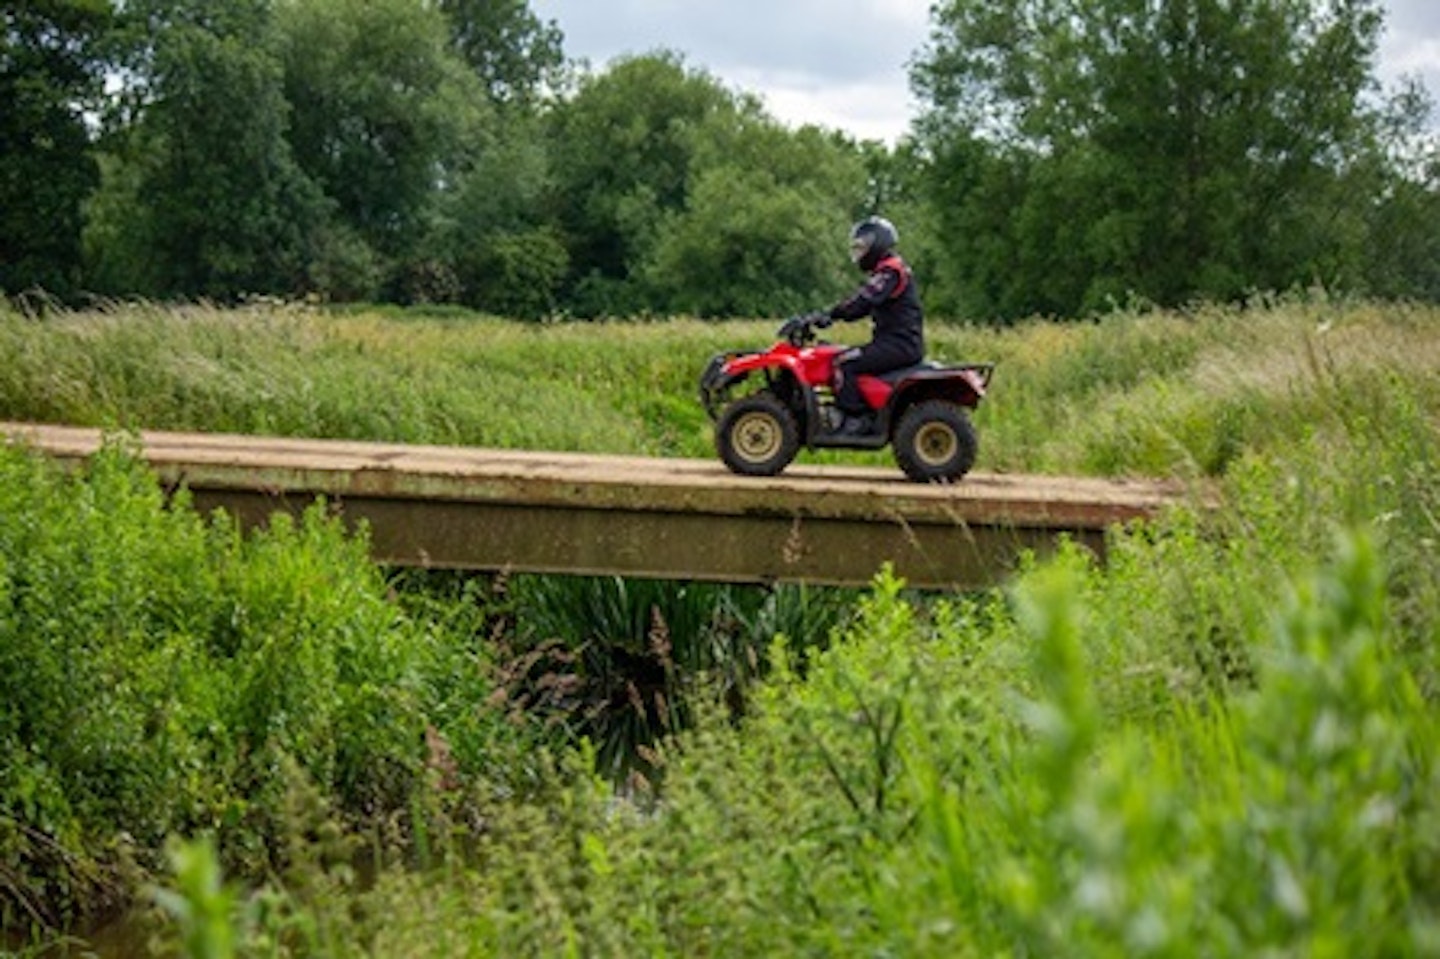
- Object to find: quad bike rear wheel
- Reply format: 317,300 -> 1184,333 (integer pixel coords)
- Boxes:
716,393 -> 800,476
894,399 -> 978,482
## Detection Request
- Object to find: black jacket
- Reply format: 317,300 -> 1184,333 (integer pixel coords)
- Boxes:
828,255 -> 924,363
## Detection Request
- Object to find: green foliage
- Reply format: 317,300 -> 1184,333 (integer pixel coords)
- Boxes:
275,0 -> 490,292
914,0 -> 1435,319
0,0 -> 112,297
2,298 -> 1438,953
84,0 -> 326,301
640,144 -> 860,317
537,52 -> 871,319
433,113 -> 569,318
10,9 -> 887,315
493,574 -> 853,781
151,837 -> 238,959
435,0 -> 564,108
1362,127 -> 1440,300
8,1 -> 1438,319
317,444 -> 1438,955
0,440 -> 523,931
545,52 -> 743,316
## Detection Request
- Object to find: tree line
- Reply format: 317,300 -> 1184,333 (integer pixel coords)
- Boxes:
3,0 -> 1437,322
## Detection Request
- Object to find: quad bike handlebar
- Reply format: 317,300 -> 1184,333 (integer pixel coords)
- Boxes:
777,312 -> 831,346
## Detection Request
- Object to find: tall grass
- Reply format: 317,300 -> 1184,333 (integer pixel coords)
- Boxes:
8,294 -> 1434,477
0,302 -> 738,456
232,345 -> 1436,957
0,441 -> 535,934
2,296 -> 1438,954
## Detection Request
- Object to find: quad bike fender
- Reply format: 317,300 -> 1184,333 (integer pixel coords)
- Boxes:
698,353 -> 735,418
700,349 -> 811,420
850,362 -> 993,421
953,364 -> 994,403
722,350 -> 807,378
890,363 -> 994,408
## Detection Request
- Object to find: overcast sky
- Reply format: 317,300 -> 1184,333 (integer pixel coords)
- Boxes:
530,0 -> 1440,144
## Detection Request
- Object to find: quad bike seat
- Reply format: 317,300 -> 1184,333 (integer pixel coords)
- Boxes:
873,361 -> 943,384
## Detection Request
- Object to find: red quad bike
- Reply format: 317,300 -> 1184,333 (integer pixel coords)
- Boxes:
699,315 -> 995,482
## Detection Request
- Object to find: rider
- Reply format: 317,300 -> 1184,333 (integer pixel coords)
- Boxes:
814,216 -> 924,433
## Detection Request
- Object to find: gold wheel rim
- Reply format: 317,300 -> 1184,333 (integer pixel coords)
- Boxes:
915,422 -> 957,466
734,411 -> 782,462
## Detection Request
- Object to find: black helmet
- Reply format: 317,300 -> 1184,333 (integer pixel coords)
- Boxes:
848,216 -> 898,271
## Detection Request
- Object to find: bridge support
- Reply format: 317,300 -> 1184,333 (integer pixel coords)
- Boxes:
190,486 -> 1101,589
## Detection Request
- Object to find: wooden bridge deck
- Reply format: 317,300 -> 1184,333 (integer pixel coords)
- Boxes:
1,422 -> 1203,589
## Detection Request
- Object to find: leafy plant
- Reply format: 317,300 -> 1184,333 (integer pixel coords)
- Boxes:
2,298 -> 1437,954
491,574 -> 853,782
0,440 -> 526,933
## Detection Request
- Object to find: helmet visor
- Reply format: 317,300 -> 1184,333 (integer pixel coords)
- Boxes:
849,235 -> 871,264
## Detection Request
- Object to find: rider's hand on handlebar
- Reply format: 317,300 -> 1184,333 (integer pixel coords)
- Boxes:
778,314 -> 807,344
808,311 -> 833,329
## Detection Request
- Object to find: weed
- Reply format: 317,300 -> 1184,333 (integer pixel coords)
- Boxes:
2,297 -> 1437,954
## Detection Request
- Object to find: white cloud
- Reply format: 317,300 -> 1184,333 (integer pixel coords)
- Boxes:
531,0 -> 928,142
533,0 -> 1439,142
735,70 -> 923,143
1389,37 -> 1440,76
1377,2 -> 1440,128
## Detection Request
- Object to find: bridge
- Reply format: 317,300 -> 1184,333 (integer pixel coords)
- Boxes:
1,422 -> 1198,590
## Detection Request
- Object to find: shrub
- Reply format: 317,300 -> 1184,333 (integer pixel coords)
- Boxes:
0,440 -> 522,930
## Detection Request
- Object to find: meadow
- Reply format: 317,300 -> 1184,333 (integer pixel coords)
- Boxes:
1,295 -> 1437,956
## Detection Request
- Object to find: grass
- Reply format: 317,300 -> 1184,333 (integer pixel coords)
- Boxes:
1,294 -> 1438,954
6,293 -> 1436,477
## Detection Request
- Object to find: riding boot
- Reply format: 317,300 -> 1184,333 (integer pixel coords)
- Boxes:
837,412 -> 874,436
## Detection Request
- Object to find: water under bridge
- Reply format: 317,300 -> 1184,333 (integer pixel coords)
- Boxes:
1,422 -> 1200,590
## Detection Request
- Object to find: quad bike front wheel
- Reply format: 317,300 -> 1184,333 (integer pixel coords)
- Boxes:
716,393 -> 800,476
893,399 -> 978,482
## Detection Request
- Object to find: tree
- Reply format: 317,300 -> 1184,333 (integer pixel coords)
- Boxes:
914,0 -> 1413,319
435,0 -> 564,108
545,53 -> 879,318
274,0 -> 491,301
84,0 -> 326,299
431,112 -> 569,317
545,52 -> 744,316
643,119 -> 866,317
0,0 -> 112,297
1359,81 -> 1440,301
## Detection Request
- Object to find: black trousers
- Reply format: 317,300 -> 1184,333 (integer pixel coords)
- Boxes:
835,339 -> 921,413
